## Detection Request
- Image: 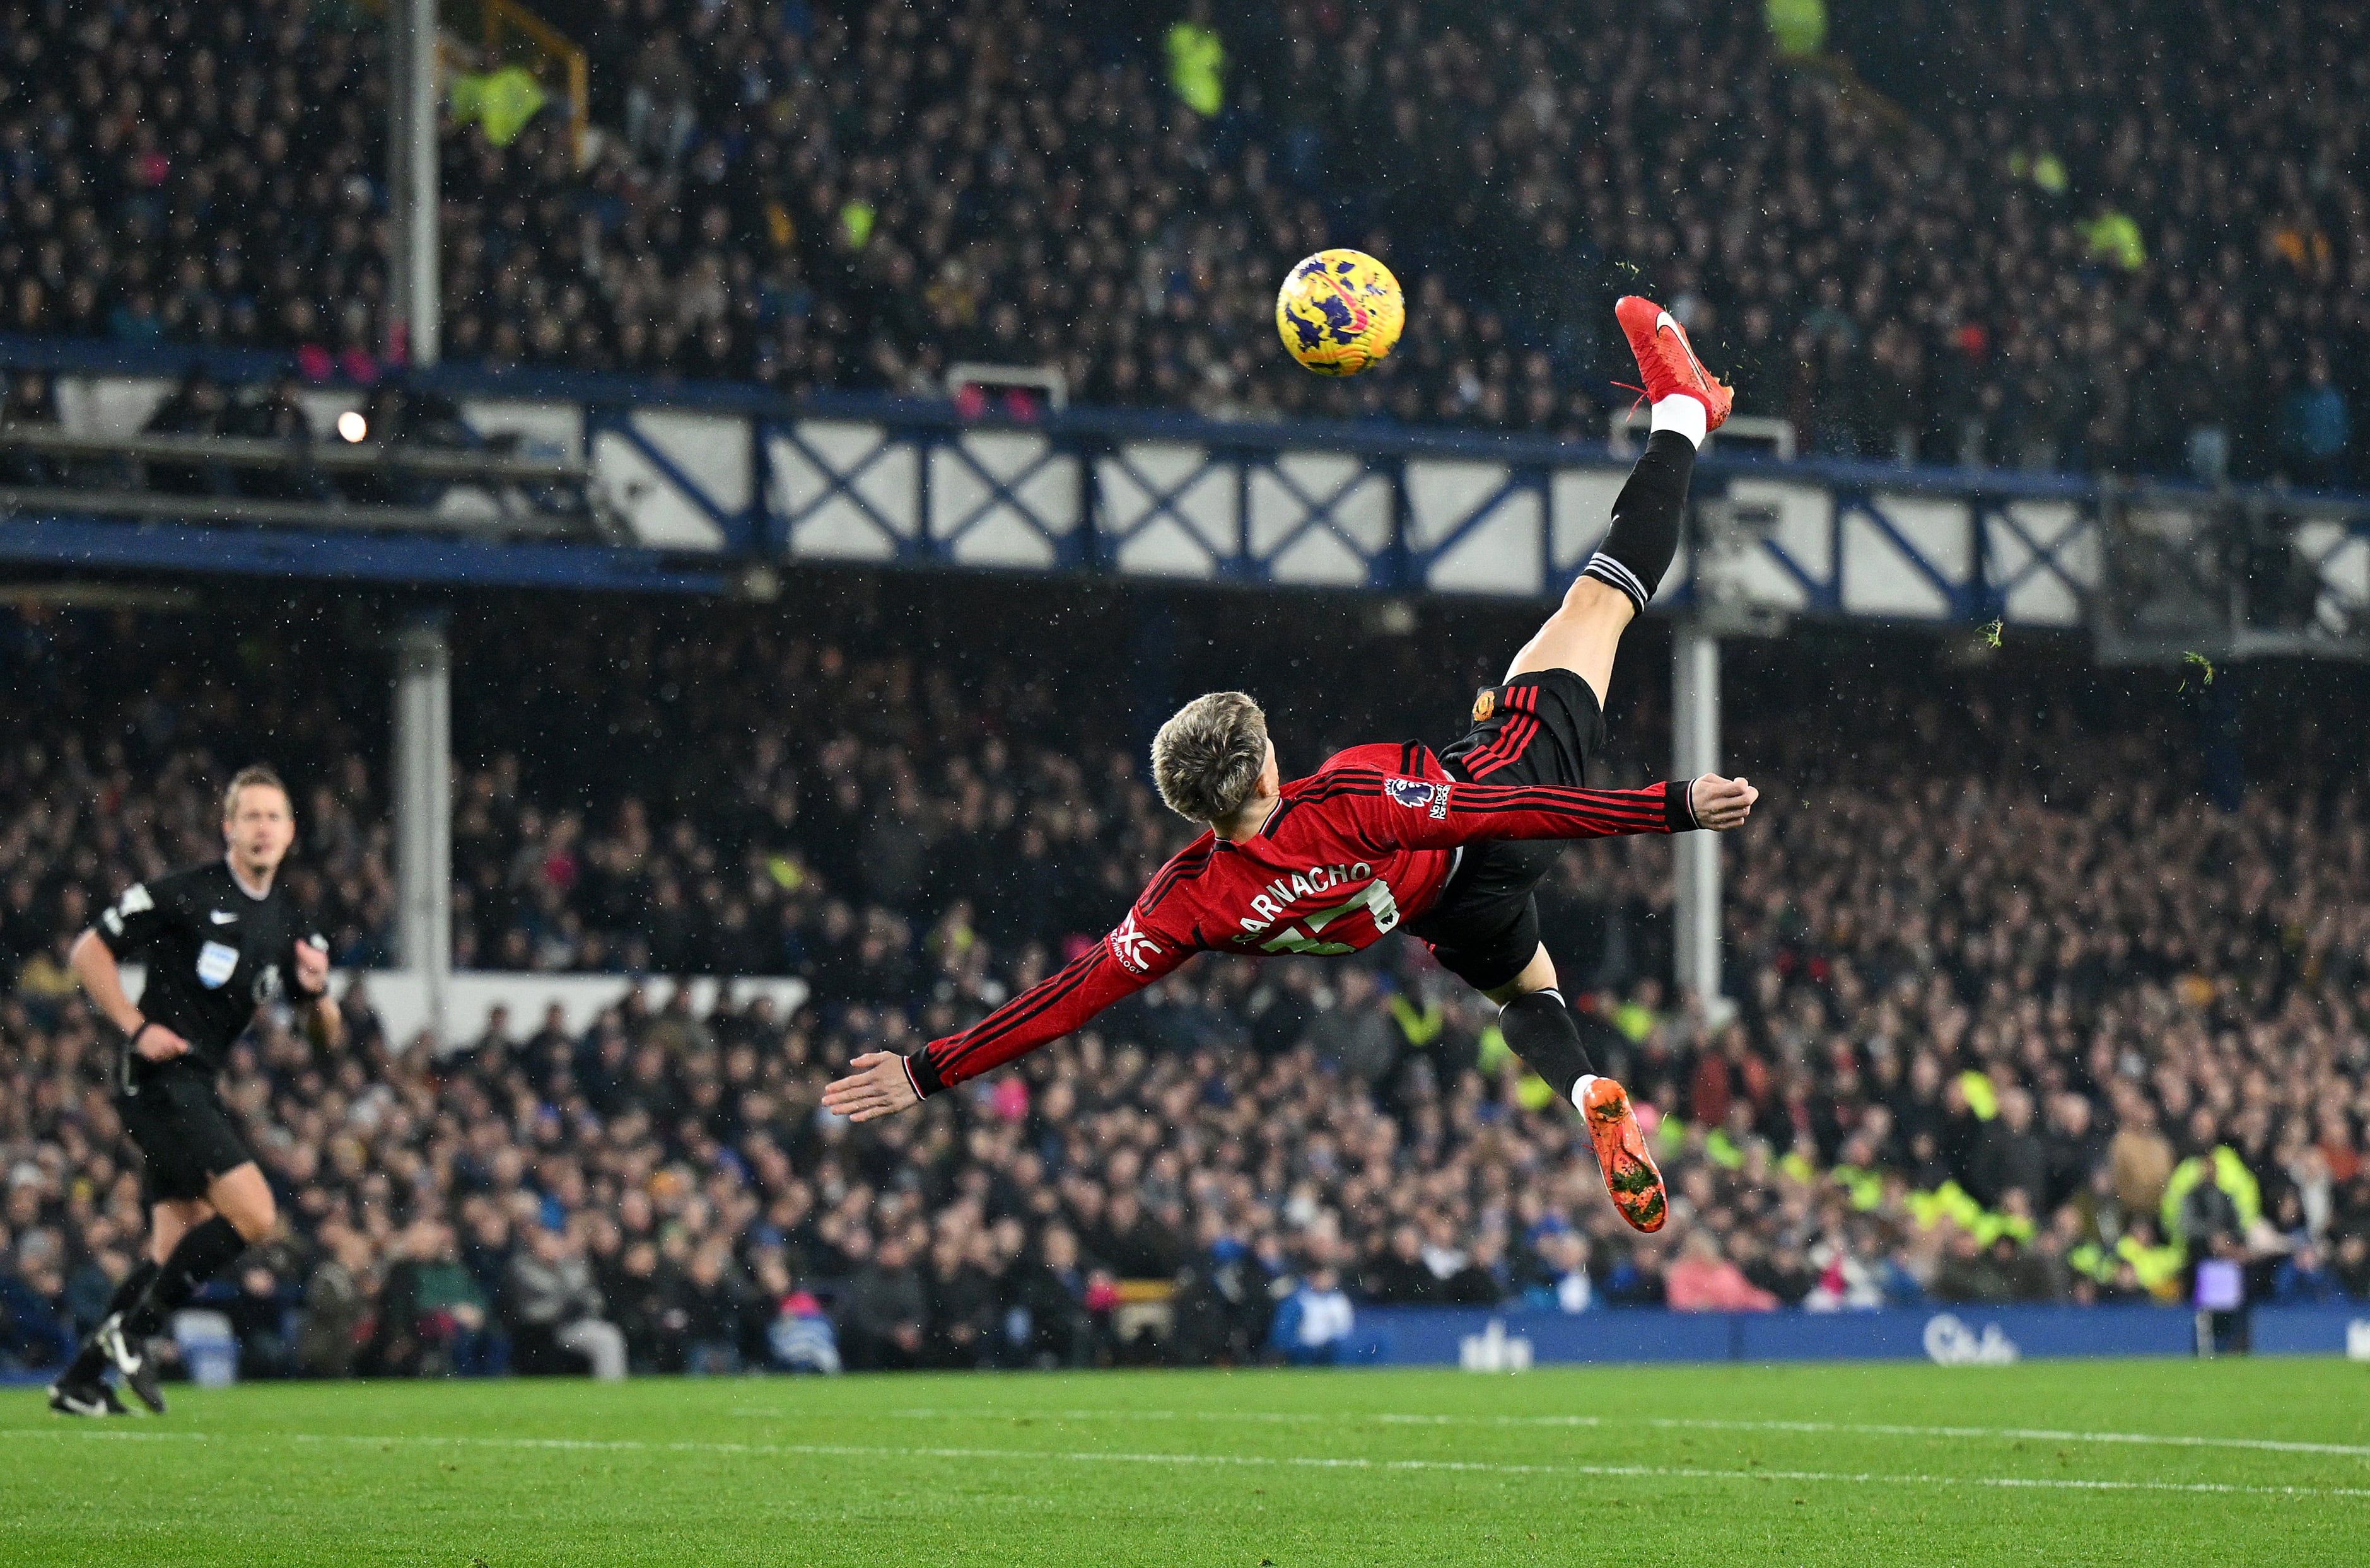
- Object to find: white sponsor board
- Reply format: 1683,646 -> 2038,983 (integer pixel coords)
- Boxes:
1923,1313 -> 2020,1366
1461,1317 -> 1535,1373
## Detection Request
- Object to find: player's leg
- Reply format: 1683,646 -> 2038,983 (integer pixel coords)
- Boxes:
147,1197 -> 203,1263
54,1214 -> 175,1383
103,1130 -> 272,1414
1482,942 -> 1668,1234
50,1197 -> 193,1412
1506,430 -> 1695,703
118,1167 -> 272,1337
1505,297 -> 1732,707
48,1239 -> 158,1411
1505,577 -> 1632,711
1483,944 -> 1591,1088
202,1163 -> 278,1244
100,1173 -> 267,1413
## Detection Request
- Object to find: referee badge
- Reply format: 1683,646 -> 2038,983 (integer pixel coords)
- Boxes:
196,941 -> 240,989
1472,688 -> 1496,723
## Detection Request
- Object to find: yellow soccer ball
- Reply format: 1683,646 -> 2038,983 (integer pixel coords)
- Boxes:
1276,249 -> 1405,376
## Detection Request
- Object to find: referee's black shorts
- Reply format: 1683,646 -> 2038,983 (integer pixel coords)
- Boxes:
1406,668 -> 1608,994
117,1066 -> 255,1205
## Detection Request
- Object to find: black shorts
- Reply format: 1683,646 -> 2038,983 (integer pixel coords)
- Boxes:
1406,668 -> 1608,992
117,1066 -> 254,1205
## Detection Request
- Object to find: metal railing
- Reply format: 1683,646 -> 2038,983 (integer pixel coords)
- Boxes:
0,422 -> 614,542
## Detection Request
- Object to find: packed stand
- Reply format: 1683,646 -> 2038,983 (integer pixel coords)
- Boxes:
1832,0 -> 2367,482
4,585 -> 2370,1379
0,0 -> 2360,485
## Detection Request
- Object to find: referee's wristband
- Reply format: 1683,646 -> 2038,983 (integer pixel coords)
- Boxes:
127,1019 -> 157,1050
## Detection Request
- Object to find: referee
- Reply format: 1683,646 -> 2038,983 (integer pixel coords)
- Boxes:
49,764 -> 341,1417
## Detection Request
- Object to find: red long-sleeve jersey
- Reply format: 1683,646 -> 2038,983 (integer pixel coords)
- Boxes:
903,741 -> 1700,1098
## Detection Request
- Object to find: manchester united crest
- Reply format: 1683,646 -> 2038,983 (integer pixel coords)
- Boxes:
1471,688 -> 1496,723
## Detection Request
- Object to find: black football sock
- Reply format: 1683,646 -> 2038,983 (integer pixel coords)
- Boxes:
122,1217 -> 247,1340
1580,430 -> 1697,615
64,1260 -> 158,1382
1497,989 -> 1596,1107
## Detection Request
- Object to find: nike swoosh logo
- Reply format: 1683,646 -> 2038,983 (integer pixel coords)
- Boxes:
210,911 -> 238,924
1656,311 -> 1713,393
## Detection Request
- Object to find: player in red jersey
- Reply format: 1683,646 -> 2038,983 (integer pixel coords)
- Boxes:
826,296 -> 1745,1233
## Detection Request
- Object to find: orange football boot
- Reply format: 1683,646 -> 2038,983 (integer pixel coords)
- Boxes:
1614,295 -> 1734,432
1580,1076 -> 1668,1233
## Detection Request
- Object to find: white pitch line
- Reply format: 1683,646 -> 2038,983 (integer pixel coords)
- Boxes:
4,1427 -> 2369,1502
876,1406 -> 2370,1461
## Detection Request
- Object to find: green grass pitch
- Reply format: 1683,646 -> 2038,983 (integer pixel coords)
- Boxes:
3,1359 -> 2364,1565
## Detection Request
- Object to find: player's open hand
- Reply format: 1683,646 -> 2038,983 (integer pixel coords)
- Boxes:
1690,774 -> 1759,830
132,1020 -> 191,1061
822,1052 -> 921,1122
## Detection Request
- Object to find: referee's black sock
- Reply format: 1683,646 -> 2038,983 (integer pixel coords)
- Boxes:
1580,430 -> 1697,615
1497,989 -> 1596,1108
63,1259 -> 157,1383
122,1217 -> 247,1340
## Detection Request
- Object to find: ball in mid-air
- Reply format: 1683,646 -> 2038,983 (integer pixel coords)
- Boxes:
1276,249 -> 1404,376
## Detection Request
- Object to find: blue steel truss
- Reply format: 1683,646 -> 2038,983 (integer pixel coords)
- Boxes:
1234,446 -> 1396,587
2,333 -> 2366,649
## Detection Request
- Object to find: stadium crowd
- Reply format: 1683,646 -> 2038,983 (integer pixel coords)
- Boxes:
2,588 -> 2369,1379
0,0 -> 2361,483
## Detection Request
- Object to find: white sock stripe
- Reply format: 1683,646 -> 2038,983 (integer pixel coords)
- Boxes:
1650,392 -> 1707,448
1583,553 -> 1649,608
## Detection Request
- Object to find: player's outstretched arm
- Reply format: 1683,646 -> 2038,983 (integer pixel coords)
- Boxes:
1377,772 -> 1756,850
823,926 -> 1185,1121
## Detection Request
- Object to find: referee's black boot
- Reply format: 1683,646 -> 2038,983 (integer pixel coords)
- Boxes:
48,1378 -> 130,1417
96,1314 -> 166,1415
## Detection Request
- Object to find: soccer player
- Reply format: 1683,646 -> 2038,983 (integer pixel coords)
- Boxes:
826,296 -> 1742,1234
47,765 -> 341,1417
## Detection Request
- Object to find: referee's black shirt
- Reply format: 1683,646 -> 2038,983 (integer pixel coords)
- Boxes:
95,859 -> 325,1078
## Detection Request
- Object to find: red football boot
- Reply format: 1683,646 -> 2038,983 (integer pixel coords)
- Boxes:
1614,296 -> 1734,432
1580,1076 -> 1668,1233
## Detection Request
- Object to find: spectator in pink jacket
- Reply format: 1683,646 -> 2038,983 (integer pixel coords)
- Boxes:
1665,1233 -> 1780,1313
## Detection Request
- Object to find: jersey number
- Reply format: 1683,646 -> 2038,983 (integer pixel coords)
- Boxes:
1258,879 -> 1399,955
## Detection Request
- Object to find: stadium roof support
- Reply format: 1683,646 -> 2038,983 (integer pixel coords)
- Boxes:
394,612 -> 453,1047
390,0 -> 442,368
1672,623 -> 1724,1016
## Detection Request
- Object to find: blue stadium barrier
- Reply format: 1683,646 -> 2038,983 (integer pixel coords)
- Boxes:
3,1303 -> 2363,1385
1344,1306 -> 1737,1368
1737,1303 -> 2193,1362
2249,1302 -> 2370,1357
1341,1303 -> 2370,1368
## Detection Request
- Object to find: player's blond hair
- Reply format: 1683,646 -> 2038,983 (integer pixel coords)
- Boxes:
222,763 -> 291,821
1151,692 -> 1269,823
